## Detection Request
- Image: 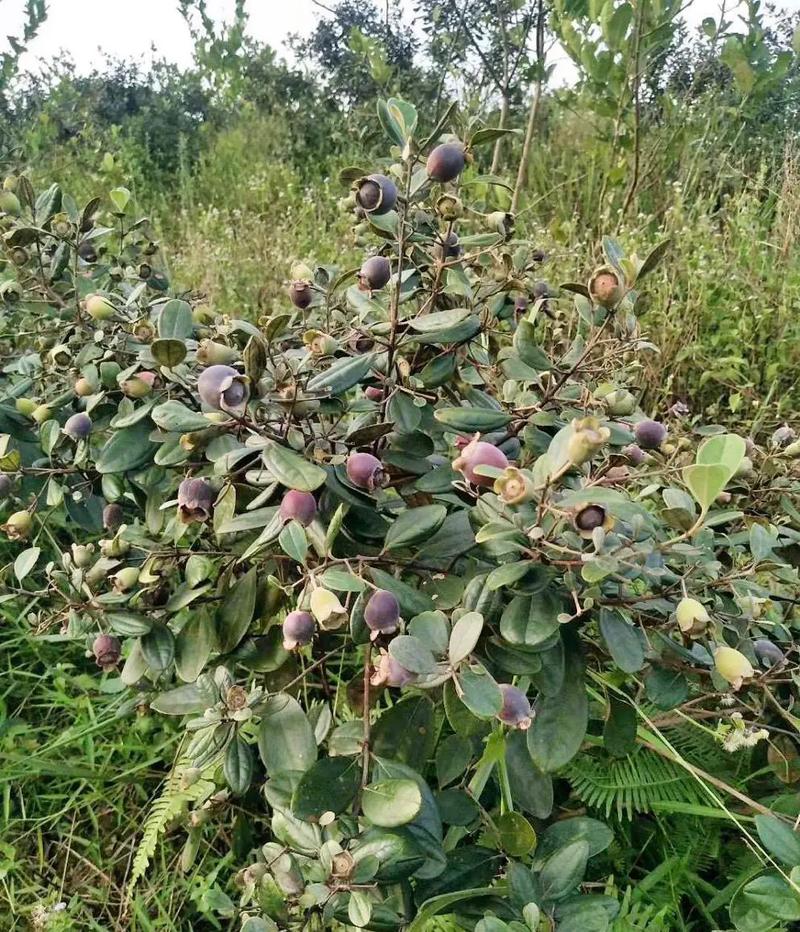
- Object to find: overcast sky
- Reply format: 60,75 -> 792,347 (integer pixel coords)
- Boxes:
3,0 -> 799,82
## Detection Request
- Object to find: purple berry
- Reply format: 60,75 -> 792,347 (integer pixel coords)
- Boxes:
103,502 -> 123,531
359,256 -> 391,291
64,412 -> 92,440
279,490 -> 317,527
288,281 -> 312,309
622,443 -> 645,465
346,452 -> 384,491
282,611 -> 315,650
634,419 -> 667,450
426,142 -> 466,183
197,365 -> 249,415
753,639 -> 785,668
364,589 -> 400,639
433,232 -> 461,261
355,174 -> 398,215
574,504 -> 606,534
452,435 -> 508,488
497,684 -> 533,730
364,386 -> 384,402
177,478 -> 215,523
93,633 -> 121,669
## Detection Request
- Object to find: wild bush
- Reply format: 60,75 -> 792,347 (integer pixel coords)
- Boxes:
2,101 -> 800,931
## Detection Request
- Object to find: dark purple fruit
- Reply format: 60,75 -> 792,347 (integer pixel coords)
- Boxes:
197,365 -> 249,415
635,419 -> 667,450
355,174 -> 398,215
282,611 -> 315,650
103,502 -> 124,531
93,633 -> 121,669
288,281 -> 313,309
359,256 -> 391,291
64,412 -> 92,440
433,232 -> 461,262
427,142 -> 466,183
498,684 -> 533,729
574,504 -> 606,534
364,589 -> 400,638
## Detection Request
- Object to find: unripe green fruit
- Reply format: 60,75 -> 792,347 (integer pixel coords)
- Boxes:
31,404 -> 52,425
113,566 -> 140,592
2,176 -> 17,192
2,510 -> 32,539
15,397 -> 37,416
85,293 -> 115,321
0,190 -> 21,216
604,389 -> 636,416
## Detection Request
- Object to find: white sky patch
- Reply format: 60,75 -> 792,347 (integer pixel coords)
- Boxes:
2,0 -> 797,84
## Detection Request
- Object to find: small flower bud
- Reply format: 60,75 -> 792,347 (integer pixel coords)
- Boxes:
355,174 -> 398,215
364,589 -> 400,639
604,389 -> 636,416
2,510 -> 32,539
427,142 -> 466,183
71,543 -> 94,568
84,293 -> 116,321
282,610 -> 315,650
74,377 -> 95,397
310,588 -> 347,630
177,478 -> 215,523
92,633 -> 121,669
676,597 -> 710,636
494,466 -> 535,504
279,490 -> 317,527
714,645 -> 754,690
197,365 -> 249,415
371,649 -> 417,687
196,340 -> 238,366
567,417 -> 611,465
64,412 -> 92,440
497,684 -> 533,729
588,266 -> 623,308
359,256 -> 391,291
453,434 -> 508,487
346,451 -> 385,491
112,566 -> 140,592
634,419 -> 667,450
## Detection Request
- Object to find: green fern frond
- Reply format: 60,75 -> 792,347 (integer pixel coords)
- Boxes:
565,748 -> 706,819
126,757 -> 214,898
661,723 -> 743,782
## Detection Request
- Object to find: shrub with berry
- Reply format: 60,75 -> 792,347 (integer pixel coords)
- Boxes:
2,101 -> 800,931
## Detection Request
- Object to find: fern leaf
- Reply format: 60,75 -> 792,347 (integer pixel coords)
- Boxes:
565,747 -> 706,819
126,757 -> 214,897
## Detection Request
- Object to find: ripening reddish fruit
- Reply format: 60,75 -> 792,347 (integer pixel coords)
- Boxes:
622,443 -> 645,465
355,174 -> 398,215
371,649 -> 417,687
452,435 -> 508,487
346,451 -> 384,491
364,386 -> 384,402
282,611 -> 315,650
427,142 -> 466,183
359,256 -> 391,291
64,412 -> 92,440
288,281 -> 313,309
279,490 -> 317,527
498,684 -> 533,729
635,419 -> 667,450
588,267 -> 623,308
364,589 -> 400,638
92,633 -> 121,669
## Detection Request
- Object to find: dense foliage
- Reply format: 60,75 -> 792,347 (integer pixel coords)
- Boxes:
3,95 -> 800,930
